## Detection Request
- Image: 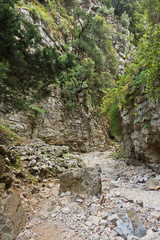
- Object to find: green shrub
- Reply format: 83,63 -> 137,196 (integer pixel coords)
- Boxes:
120,11 -> 130,28
109,104 -> 121,138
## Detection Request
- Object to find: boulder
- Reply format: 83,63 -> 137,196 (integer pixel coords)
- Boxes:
114,208 -> 146,239
0,194 -> 26,240
115,209 -> 134,239
126,207 -> 146,238
59,167 -> 101,196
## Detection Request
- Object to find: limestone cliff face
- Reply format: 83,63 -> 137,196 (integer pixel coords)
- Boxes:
2,4 -> 106,152
3,1 -> 131,151
7,87 -> 105,152
121,90 -> 160,172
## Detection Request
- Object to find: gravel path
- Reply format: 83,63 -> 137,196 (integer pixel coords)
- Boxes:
17,149 -> 160,240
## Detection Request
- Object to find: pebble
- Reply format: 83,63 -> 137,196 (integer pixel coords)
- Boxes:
91,216 -> 101,225
100,219 -> 108,226
66,191 -> 72,196
60,192 -> 66,197
70,225 -> 76,230
135,199 -> 144,207
85,221 -> 93,227
76,198 -> 83,203
61,207 -> 71,214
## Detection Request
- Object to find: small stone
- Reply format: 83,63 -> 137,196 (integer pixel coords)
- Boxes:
85,221 -> 92,227
115,191 -> 121,197
32,166 -> 39,171
29,160 -> 37,167
51,212 -> 58,218
148,186 -> 155,190
31,186 -> 40,194
93,233 -> 100,240
100,219 -> 108,226
101,212 -> 108,219
150,211 -> 160,221
136,200 -> 144,207
155,186 -> 160,191
66,191 -> 71,196
76,198 -> 83,203
127,199 -> 134,203
60,192 -> 66,197
58,196 -> 70,207
47,183 -> 53,188
61,207 -> 71,214
90,203 -> 100,216
108,214 -> 119,226
110,230 -> 118,237
70,225 -> 76,230
92,216 -> 101,225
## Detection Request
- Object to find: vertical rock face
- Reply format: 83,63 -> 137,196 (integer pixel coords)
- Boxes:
121,91 -> 160,172
6,88 -> 105,152
0,194 -> 26,240
2,1 -> 131,152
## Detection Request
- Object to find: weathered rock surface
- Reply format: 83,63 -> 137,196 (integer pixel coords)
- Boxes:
2,0 -> 132,154
0,194 -> 26,240
0,155 -> 6,177
113,208 -> 146,239
126,207 -> 146,238
59,167 -> 101,195
5,87 -> 105,152
121,91 -> 160,171
0,151 -> 14,189
115,209 -> 134,239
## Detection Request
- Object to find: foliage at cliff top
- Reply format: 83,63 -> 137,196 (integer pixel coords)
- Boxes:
101,0 -> 160,136
0,0 -> 118,114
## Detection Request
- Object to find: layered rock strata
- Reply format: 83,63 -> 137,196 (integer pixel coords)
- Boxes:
6,88 -> 105,152
121,91 -> 160,172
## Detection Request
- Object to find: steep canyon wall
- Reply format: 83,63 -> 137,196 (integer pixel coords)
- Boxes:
121,91 -> 160,172
7,87 -> 106,152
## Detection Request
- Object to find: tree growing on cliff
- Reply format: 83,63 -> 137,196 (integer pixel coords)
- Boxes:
101,0 -> 160,137
0,0 -> 75,113
60,10 -> 118,111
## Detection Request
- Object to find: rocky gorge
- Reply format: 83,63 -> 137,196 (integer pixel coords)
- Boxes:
0,0 -> 160,239
1,138 -> 160,240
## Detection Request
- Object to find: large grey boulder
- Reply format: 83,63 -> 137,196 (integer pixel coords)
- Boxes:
126,207 -> 146,238
114,208 -> 146,239
115,209 -> 134,239
59,167 -> 101,196
0,194 -> 26,240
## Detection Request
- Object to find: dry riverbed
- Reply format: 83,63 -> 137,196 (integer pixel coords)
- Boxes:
16,149 -> 160,240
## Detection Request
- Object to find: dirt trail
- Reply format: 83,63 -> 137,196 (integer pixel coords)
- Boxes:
17,149 -> 160,240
